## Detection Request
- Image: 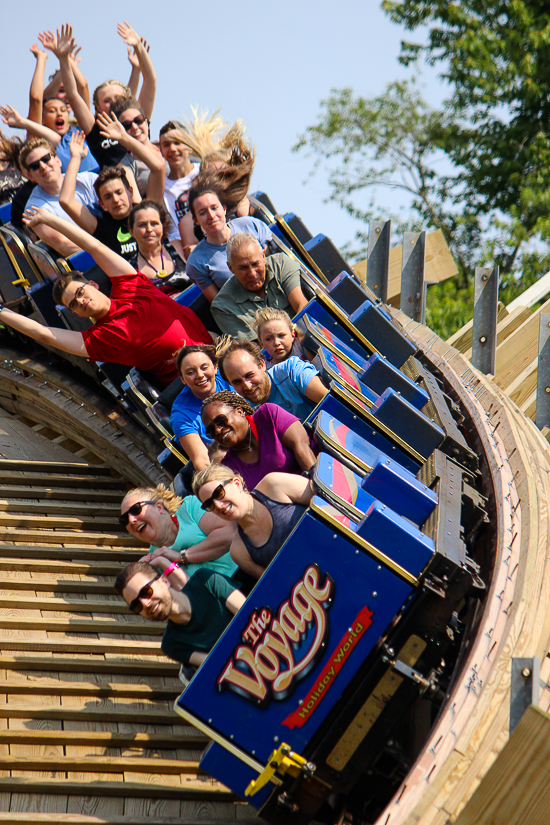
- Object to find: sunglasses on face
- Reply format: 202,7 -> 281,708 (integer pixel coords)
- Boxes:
200,478 -> 233,511
128,570 -> 162,613
204,413 -> 230,440
27,152 -> 53,172
119,500 -> 156,527
121,114 -> 147,132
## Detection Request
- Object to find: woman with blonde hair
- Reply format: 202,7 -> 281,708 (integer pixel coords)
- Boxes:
119,482 -> 237,584
193,465 -> 314,580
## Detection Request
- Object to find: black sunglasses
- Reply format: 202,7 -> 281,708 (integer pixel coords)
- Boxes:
128,571 -> 162,614
121,113 -> 147,132
119,500 -> 156,526
204,414 -> 229,440
200,478 -> 233,511
27,152 -> 53,172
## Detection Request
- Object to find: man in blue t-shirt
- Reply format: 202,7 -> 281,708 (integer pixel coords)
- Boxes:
220,339 -> 328,421
114,561 -> 245,668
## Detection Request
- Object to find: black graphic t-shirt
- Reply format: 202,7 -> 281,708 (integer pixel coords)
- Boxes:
92,212 -> 137,260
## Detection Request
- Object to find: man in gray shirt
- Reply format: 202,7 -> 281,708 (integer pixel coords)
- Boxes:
211,233 -> 309,339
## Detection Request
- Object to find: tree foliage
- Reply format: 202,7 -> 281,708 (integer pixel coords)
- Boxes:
294,1 -> 550,338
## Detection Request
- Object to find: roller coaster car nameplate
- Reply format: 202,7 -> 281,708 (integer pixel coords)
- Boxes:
175,511 -> 413,769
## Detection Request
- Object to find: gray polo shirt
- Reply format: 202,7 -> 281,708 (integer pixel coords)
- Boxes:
210,253 -> 302,339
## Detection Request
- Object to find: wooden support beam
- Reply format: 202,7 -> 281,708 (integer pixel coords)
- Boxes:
0,729 -> 207,749
0,778 -> 233,799
0,656 -> 178,675
455,705 -> 550,825
0,678 -> 180,699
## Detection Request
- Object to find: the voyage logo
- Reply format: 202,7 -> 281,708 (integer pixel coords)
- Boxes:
217,565 -> 334,706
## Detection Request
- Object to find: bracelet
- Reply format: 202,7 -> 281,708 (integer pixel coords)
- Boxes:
163,561 -> 180,576
180,549 -> 189,567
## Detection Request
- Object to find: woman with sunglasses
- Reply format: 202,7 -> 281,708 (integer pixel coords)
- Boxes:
193,464 -> 314,580
201,391 -> 317,490
120,483 -> 238,581
171,344 -> 234,473
109,97 -> 162,199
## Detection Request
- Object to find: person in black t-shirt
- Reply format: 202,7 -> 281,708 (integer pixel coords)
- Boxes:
59,130 -> 164,261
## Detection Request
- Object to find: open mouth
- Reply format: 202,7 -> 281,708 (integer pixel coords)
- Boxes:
137,523 -> 146,533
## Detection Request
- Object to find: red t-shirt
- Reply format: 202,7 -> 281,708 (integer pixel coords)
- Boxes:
82,273 -> 210,385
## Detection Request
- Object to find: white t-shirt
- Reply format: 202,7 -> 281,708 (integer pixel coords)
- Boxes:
163,163 -> 200,241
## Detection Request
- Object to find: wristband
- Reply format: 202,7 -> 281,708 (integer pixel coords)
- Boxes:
180,549 -> 189,567
163,561 -> 180,576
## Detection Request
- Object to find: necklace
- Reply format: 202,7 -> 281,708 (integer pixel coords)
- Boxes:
233,426 -> 254,453
140,247 -> 168,278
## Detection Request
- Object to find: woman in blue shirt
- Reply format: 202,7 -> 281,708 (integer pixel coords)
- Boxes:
170,343 -> 233,471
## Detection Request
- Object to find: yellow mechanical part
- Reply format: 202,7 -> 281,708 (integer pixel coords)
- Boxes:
245,743 -> 310,797
12,276 -> 30,288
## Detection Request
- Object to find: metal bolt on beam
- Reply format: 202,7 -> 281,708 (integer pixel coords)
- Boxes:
471,265 -> 499,375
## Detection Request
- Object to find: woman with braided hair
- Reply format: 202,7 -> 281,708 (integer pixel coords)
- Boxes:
200,390 -> 317,489
119,482 -> 237,583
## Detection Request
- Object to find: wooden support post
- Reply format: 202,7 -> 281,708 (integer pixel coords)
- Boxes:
535,313 -> 550,429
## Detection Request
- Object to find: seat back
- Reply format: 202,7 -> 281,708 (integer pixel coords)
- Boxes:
0,226 -> 42,286
26,241 -> 63,280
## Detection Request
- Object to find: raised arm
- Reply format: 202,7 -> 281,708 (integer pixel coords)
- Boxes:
126,44 -> 141,98
97,112 -> 165,204
257,472 -> 314,507
68,47 -> 90,110
0,306 -> 87,357
28,43 -> 48,124
24,207 -> 137,278
117,22 -> 156,120
0,104 -> 61,148
39,26 -> 95,135
59,131 -> 98,233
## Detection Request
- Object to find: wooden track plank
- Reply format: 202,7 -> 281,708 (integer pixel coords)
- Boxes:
0,513 -> 121,530
0,640 -> 165,654
0,679 -> 179,699
0,485 -> 124,502
0,730 -> 206,748
0,500 -> 120,516
0,778 -> 232,798
0,656 -> 178,675
0,618 -> 162,635
0,472 -> 127,490
0,555 -> 134,570
0,596 -> 135,614
0,756 -> 202,774
0,579 -> 116,594
0,704 -> 177,724
0,530 -> 138,546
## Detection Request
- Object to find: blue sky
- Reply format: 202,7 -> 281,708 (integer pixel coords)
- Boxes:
2,1 -> 446,252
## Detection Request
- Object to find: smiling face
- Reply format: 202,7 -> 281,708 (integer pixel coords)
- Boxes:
258,319 -> 295,363
24,146 -> 63,188
96,83 -> 127,114
197,476 -> 249,521
192,193 -> 227,236
122,569 -> 172,622
201,402 -> 249,449
118,108 -> 148,144
159,133 -> 190,166
120,492 -> 168,545
129,206 -> 163,247
179,351 -> 217,399
228,242 -> 266,293
98,179 -> 132,219
223,351 -> 271,406
42,99 -> 70,135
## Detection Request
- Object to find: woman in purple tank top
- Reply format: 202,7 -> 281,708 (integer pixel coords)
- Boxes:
200,390 -> 317,490
193,463 -> 314,580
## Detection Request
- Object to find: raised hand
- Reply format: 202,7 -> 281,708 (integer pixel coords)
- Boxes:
127,38 -> 150,68
23,206 -> 52,229
30,43 -> 47,60
117,21 -> 140,48
69,130 -> 88,160
0,105 -> 24,129
70,44 -> 82,67
37,29 -> 58,55
97,111 -> 127,143
55,23 -> 76,58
